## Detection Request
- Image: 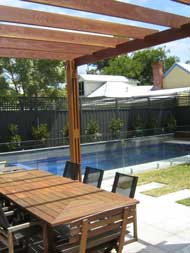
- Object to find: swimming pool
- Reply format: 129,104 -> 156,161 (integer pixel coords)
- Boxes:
13,142 -> 190,175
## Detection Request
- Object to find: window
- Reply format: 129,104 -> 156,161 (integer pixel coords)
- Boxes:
79,81 -> 84,96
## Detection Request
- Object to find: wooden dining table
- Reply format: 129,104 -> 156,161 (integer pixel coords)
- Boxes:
0,169 -> 139,253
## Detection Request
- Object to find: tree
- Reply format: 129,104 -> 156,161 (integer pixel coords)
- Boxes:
0,58 -> 66,97
87,59 -> 111,74
0,62 -> 16,97
88,47 -> 179,85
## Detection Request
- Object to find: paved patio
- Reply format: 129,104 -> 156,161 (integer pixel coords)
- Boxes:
102,180 -> 190,253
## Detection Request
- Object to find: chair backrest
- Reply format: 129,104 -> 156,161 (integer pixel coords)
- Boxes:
56,207 -> 128,253
63,161 -> 80,180
83,166 -> 104,188
112,172 -> 138,198
0,205 -> 10,230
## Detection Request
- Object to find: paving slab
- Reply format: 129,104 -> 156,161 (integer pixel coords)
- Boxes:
174,244 -> 190,253
124,242 -> 168,253
156,235 -> 190,253
138,182 -> 166,192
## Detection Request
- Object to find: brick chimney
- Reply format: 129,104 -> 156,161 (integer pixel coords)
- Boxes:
152,62 -> 163,89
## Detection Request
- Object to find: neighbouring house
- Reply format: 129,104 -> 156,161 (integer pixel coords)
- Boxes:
78,74 -> 139,97
163,63 -> 190,89
78,70 -> 190,99
87,81 -> 153,98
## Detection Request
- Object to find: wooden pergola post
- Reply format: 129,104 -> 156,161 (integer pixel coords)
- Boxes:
66,60 -> 82,181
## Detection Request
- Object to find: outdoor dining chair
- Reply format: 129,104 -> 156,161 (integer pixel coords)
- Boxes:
55,207 -> 128,253
63,160 -> 81,180
0,205 -> 41,253
111,172 -> 138,245
83,166 -> 104,188
112,172 -> 138,198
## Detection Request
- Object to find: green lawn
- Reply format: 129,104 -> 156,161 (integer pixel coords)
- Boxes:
137,164 -> 190,197
176,198 -> 190,206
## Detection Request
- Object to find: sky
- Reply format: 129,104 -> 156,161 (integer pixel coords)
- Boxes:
0,0 -> 189,73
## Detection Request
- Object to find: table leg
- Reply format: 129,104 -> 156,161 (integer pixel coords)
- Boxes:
42,223 -> 56,253
43,223 -> 49,253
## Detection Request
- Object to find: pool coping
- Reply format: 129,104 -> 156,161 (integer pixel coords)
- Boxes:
103,154 -> 190,179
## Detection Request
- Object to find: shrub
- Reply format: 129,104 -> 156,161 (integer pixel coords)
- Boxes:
146,116 -> 157,129
62,122 -> 69,138
109,118 -> 124,137
132,115 -> 145,137
62,122 -> 69,145
132,114 -> 144,130
7,124 -> 22,151
165,115 -> 176,132
146,115 -> 158,135
32,123 -> 50,142
85,120 -> 101,141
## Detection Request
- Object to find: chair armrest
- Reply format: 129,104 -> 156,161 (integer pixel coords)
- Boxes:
7,221 -> 40,233
2,207 -> 9,212
4,210 -> 14,217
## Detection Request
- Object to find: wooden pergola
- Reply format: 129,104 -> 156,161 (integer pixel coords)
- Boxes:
0,0 -> 189,180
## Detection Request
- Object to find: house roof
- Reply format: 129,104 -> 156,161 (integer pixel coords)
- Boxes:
164,62 -> 190,78
88,81 -> 153,98
79,74 -> 129,82
88,81 -> 190,98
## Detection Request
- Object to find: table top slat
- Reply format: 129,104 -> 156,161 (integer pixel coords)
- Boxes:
8,182 -> 102,208
0,174 -> 74,195
0,169 -> 52,184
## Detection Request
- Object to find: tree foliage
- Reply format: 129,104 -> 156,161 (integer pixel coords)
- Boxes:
88,47 -> 179,85
0,58 -> 66,97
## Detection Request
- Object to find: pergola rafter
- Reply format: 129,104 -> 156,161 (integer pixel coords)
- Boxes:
0,48 -> 81,60
0,38 -> 104,54
23,0 -> 189,28
0,5 -> 158,39
0,0 -> 189,180
0,24 -> 127,49
172,0 -> 190,5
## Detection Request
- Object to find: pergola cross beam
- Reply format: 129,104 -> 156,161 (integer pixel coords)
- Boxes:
75,24 -> 190,66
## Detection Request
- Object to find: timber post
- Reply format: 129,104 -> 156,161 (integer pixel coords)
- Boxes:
66,60 -> 82,181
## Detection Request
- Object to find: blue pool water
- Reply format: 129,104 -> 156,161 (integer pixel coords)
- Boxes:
14,143 -> 190,175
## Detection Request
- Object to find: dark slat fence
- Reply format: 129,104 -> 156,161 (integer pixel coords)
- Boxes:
0,95 -> 189,150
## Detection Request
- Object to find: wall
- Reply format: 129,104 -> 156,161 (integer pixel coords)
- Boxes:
84,81 -> 103,96
163,66 -> 190,89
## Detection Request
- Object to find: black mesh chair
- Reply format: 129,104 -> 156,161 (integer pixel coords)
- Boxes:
111,172 -> 138,245
112,172 -> 138,198
63,161 -> 81,180
83,166 -> 104,188
0,205 -> 41,253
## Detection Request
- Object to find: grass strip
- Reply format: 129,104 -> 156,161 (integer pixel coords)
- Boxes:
136,164 -> 190,197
